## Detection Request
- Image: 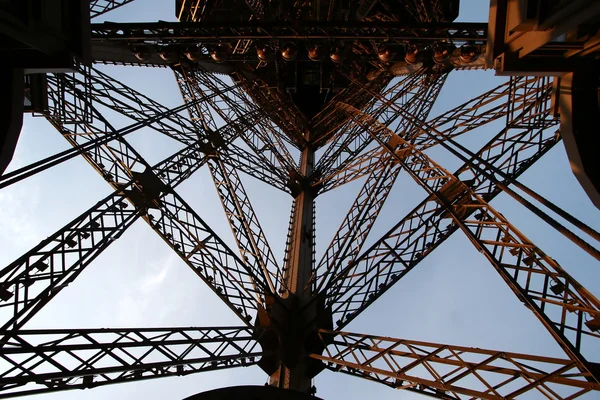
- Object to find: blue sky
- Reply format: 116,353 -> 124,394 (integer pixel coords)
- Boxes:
1,0 -> 599,398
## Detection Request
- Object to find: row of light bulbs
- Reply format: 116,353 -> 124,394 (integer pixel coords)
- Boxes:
258,43 -> 480,64
377,44 -> 481,64
132,42 -> 480,65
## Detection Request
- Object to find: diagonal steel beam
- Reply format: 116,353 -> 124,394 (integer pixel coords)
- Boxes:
311,160 -> 401,293
23,70 -> 265,324
317,76 -> 553,193
85,66 -> 290,190
175,64 -> 298,185
1,70 -> 263,328
326,123 -> 560,327
332,102 -> 600,382
233,76 -> 308,147
314,71 -> 446,191
312,329 -> 600,399
311,72 -> 392,147
0,326 -> 260,398
0,138 -> 210,331
191,67 -> 298,173
86,66 -> 219,144
317,147 -> 389,193
208,155 -> 282,295
222,142 -> 292,191
178,64 -> 297,162
145,189 -> 266,321
90,0 -> 135,19
402,75 -> 556,150
312,78 -> 547,290
313,70 -> 434,179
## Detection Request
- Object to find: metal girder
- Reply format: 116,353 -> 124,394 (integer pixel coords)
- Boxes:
242,0 -> 264,18
178,0 -> 264,20
88,21 -> 487,67
269,145 -> 316,392
175,65 -> 298,185
0,97 -> 197,190
325,123 -> 561,328
283,147 -> 316,295
90,21 -> 487,44
0,137 -> 209,331
311,73 -> 391,147
208,156 -> 282,295
324,76 -> 593,318
377,74 -> 447,137
232,76 -> 309,147
315,72 -> 446,193
312,329 -> 600,399
314,71 -> 424,172
402,0 -> 452,22
185,66 -> 299,168
311,160 -> 401,293
90,0 -> 135,19
86,67 -> 205,144
0,103 -> 234,328
281,199 -> 297,290
174,66 -> 291,189
330,102 -> 600,382
319,148 -> 389,193
144,190 -> 266,321
410,75 -> 557,148
4,0 -> 599,398
44,71 -> 152,188
44,70 -> 266,323
222,143 -> 292,191
178,65 -> 254,128
174,64 -> 221,132
0,327 -> 259,398
176,0 -> 204,21
85,65 -> 289,191
313,70 -> 439,186
318,75 -> 552,193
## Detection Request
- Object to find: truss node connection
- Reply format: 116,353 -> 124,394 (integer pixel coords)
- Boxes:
1,0 -> 599,398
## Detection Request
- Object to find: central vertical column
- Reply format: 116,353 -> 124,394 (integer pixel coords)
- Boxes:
286,145 -> 315,295
270,144 -> 315,393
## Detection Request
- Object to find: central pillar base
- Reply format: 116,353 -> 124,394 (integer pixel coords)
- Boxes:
269,364 -> 313,393
255,294 -> 332,393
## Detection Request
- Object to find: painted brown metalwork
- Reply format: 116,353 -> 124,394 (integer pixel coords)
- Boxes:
313,329 -> 600,399
1,0 -> 599,398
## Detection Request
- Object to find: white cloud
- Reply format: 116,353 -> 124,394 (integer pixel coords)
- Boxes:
116,253 -> 178,326
141,262 -> 170,294
0,183 -> 41,247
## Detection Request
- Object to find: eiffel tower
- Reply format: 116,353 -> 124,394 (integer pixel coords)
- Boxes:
1,0 -> 600,398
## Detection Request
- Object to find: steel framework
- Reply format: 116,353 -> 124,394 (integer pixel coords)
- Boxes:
1,0 -> 600,399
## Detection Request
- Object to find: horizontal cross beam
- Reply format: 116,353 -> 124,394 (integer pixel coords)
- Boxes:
313,329 -> 600,399
0,327 -> 260,398
90,21 -> 487,43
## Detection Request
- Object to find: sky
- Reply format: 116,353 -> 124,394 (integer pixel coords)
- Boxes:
1,0 -> 600,399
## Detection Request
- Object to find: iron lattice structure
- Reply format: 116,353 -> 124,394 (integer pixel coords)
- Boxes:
1,0 -> 600,399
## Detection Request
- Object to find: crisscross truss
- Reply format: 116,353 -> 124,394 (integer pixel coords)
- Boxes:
313,330 -> 600,399
0,327 -> 259,398
90,0 -> 135,18
1,1 -> 600,398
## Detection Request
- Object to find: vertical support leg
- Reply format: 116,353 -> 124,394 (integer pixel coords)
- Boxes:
270,145 -> 316,393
